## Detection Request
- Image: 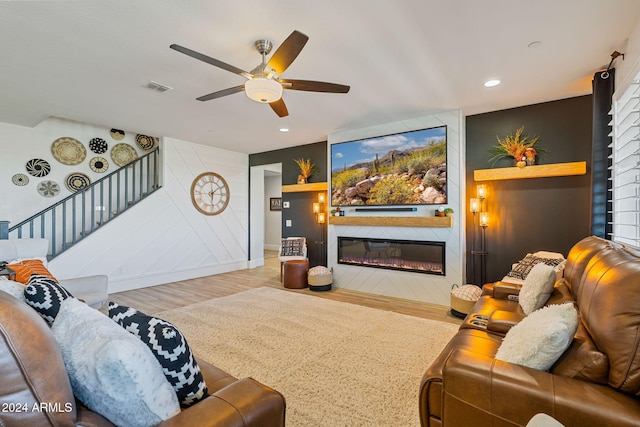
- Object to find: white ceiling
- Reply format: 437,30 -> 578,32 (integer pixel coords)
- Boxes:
1,1 -> 639,154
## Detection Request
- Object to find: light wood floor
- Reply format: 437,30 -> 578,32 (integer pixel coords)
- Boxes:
109,251 -> 462,325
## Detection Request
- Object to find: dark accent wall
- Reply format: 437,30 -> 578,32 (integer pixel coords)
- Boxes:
465,95 -> 593,284
249,141 -> 328,267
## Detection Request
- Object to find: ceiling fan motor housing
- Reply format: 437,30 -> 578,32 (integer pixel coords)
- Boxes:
254,39 -> 273,56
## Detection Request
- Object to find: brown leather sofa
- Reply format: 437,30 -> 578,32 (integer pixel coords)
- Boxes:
420,235 -> 640,427
0,291 -> 286,427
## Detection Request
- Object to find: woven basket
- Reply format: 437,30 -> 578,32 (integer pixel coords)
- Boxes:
450,294 -> 477,315
450,285 -> 482,315
308,271 -> 333,286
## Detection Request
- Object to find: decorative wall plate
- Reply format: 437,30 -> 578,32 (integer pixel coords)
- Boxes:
65,172 -> 91,192
26,158 -> 51,177
111,143 -> 138,167
12,173 -> 29,186
135,134 -> 158,151
90,156 -> 109,173
110,128 -> 125,140
89,137 -> 108,154
51,137 -> 87,165
37,180 -> 60,198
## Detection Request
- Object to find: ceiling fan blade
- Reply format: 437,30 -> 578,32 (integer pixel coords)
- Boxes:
170,44 -> 250,77
267,30 -> 309,76
196,85 -> 245,101
269,98 -> 289,117
280,79 -> 350,93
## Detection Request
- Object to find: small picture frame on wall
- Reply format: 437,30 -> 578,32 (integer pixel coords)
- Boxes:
270,197 -> 282,211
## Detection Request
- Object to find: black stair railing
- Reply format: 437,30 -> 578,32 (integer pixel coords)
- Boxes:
5,147 -> 161,258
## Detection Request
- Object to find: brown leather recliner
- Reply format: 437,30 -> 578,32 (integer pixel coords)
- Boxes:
0,292 -> 286,427
420,235 -> 640,427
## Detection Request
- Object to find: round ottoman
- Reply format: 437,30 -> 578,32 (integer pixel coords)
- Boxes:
308,266 -> 333,292
450,284 -> 482,319
283,260 -> 309,289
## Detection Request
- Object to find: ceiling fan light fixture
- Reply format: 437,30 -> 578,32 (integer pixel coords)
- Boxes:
245,77 -> 283,103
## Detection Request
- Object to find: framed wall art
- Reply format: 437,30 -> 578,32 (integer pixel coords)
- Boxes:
270,197 -> 282,211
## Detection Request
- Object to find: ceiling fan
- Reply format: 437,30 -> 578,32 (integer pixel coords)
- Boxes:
170,30 -> 350,118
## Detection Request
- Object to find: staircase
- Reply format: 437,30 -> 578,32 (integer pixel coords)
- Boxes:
4,148 -> 161,259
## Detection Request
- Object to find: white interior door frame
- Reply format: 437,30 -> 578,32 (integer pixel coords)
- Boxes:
249,163 -> 282,268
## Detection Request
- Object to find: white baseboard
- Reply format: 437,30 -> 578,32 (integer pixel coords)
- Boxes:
248,257 -> 265,268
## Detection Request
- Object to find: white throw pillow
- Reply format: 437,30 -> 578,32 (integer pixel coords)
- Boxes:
0,280 -> 26,302
518,263 -> 556,315
52,298 -> 180,427
495,303 -> 578,371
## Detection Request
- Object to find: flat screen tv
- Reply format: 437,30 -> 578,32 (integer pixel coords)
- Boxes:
331,125 -> 447,207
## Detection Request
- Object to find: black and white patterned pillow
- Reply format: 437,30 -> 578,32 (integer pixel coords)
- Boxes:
281,238 -> 305,256
506,254 -> 565,281
108,302 -> 208,407
24,275 -> 74,324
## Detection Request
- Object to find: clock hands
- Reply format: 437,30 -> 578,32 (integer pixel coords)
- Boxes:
194,186 -> 224,209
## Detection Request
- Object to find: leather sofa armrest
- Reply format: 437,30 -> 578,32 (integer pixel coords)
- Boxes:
157,377 -> 286,427
481,281 -> 521,299
441,349 -> 640,427
76,403 -> 116,426
489,281 -> 521,300
480,282 -> 495,296
486,310 -> 524,334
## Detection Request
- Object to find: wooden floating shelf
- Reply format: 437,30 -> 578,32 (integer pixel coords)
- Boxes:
281,182 -> 328,193
474,161 -> 587,182
328,215 -> 453,228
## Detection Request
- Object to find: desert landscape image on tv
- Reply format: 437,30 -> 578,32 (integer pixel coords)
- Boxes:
331,125 -> 447,206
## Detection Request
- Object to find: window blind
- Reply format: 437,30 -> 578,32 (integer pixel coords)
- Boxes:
611,77 -> 640,246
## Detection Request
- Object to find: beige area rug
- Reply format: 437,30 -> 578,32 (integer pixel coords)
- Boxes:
157,287 -> 459,427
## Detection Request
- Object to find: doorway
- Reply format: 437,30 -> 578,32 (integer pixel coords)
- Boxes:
249,163 -> 282,268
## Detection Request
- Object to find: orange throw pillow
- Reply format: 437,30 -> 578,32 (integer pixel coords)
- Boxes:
7,259 -> 57,284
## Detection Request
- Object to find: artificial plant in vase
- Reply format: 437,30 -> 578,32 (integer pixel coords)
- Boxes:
489,126 -> 545,168
294,158 -> 317,184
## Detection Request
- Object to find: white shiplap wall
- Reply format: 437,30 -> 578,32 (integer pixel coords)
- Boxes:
0,117 -> 249,293
328,110 -> 465,306
50,137 -> 249,292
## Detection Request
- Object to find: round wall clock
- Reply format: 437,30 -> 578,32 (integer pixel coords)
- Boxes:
190,172 -> 230,216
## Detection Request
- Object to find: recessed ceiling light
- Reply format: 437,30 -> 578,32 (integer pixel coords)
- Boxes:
484,79 -> 501,88
279,128 -> 289,132
528,41 -> 542,49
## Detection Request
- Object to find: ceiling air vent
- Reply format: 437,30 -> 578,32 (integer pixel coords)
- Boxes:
145,80 -> 173,93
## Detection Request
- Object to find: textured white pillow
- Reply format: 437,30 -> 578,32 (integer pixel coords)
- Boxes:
0,280 -> 26,302
495,303 -> 578,370
519,263 -> 556,315
52,298 -> 180,427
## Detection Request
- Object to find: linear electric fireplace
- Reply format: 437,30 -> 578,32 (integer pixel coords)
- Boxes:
337,236 -> 445,275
